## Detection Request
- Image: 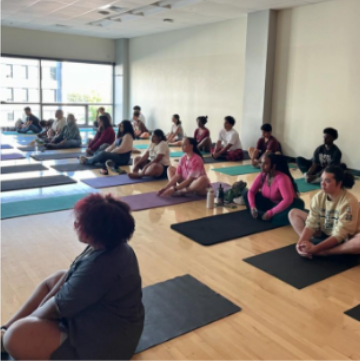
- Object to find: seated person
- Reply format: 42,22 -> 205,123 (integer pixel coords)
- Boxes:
243,154 -> 305,226
80,120 -> 134,175
0,194 -> 144,361
289,166 -> 360,257
128,129 -> 170,179
132,111 -> 150,139
212,116 -> 243,161
296,128 -> 343,184
43,114 -> 81,150
167,114 -> 184,146
94,107 -> 112,129
86,115 -> 115,156
38,110 -> 66,140
158,137 -> 210,197
194,116 -> 211,153
248,123 -> 281,167
37,120 -> 54,139
17,107 -> 41,134
133,105 -> 146,125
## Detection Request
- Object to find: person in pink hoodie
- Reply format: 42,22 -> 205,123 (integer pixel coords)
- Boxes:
86,116 -> 115,155
243,154 -> 305,226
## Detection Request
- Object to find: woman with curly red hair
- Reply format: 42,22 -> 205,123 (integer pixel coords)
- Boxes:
1,194 -> 144,361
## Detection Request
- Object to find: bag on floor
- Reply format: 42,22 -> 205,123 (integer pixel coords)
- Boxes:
224,180 -> 247,203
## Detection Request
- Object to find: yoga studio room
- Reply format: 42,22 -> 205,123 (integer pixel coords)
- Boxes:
1,0 -> 360,359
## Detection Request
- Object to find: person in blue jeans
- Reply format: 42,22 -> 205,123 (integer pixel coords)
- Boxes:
80,120 -> 135,175
17,107 -> 42,134
44,114 -> 81,150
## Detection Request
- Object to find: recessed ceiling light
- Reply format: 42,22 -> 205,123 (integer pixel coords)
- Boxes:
98,10 -> 110,15
163,18 -> 174,23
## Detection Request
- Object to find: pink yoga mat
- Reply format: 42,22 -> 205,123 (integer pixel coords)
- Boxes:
1,153 -> 26,160
120,182 -> 230,211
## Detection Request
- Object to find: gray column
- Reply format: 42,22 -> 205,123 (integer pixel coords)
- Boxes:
114,39 -> 129,124
241,10 -> 278,149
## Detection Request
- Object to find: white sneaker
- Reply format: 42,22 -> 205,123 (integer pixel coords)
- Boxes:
233,196 -> 245,205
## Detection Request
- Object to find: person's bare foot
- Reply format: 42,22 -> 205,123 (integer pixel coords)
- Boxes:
132,149 -> 141,154
128,172 -> 142,179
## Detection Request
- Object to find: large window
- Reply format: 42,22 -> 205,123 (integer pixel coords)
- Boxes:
0,56 -> 113,127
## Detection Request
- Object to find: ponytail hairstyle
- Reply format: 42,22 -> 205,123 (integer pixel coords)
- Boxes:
186,137 -> 203,161
323,166 -> 354,189
152,129 -> 167,143
173,114 -> 181,125
197,116 -> 208,126
262,154 -> 299,195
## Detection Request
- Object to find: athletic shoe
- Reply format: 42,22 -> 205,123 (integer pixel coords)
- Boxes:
105,160 -> 118,176
1,327 -> 7,353
233,196 -> 245,205
79,156 -> 87,164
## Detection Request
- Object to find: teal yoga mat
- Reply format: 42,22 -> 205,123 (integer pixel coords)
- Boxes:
1,193 -> 90,219
295,178 -> 321,193
2,131 -> 34,135
170,151 -> 210,158
213,164 -> 297,176
134,144 -> 149,150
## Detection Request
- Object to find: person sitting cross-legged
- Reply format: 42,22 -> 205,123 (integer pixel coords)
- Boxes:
289,166 -> 360,258
80,120 -> 134,175
194,116 -> 211,153
243,154 -> 305,226
86,115 -> 115,156
212,116 -> 243,161
157,137 -> 210,197
296,127 -> 344,184
248,123 -> 281,168
0,194 -> 144,361
128,129 -> 170,179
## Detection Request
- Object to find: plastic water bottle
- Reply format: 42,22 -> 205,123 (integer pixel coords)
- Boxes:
35,142 -> 39,154
206,187 -> 215,209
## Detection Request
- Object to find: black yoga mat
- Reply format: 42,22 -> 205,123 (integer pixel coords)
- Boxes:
51,159 -> 132,172
31,152 -> 86,161
244,245 -> 360,289
171,210 -> 283,246
1,164 -> 48,174
203,152 -> 250,164
135,274 -> 241,353
1,175 -> 77,192
345,304 -> 360,322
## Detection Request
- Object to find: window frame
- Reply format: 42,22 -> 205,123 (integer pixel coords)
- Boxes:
1,54 -> 115,127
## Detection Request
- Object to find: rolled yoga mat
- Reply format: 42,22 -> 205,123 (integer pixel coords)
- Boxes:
1,175 -> 77,192
51,159 -> 132,172
345,305 -> 360,322
120,182 -> 230,211
295,178 -> 321,193
171,209 -> 285,246
213,163 -> 297,176
243,244 -> 360,289
1,193 -> 90,219
1,164 -> 48,174
1,153 -> 26,161
1,144 -> 13,149
135,274 -> 241,353
31,151 -> 87,161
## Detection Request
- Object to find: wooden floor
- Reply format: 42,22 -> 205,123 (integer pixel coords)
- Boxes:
1,131 -> 360,360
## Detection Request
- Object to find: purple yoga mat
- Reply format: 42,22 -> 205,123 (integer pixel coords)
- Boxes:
120,182 -> 231,211
81,174 -> 159,189
1,153 -> 26,160
1,144 -> 13,150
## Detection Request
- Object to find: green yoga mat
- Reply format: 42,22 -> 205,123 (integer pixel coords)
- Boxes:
295,178 -> 321,193
213,164 -> 297,176
1,193 -> 90,220
134,144 -> 149,150
170,151 -> 210,158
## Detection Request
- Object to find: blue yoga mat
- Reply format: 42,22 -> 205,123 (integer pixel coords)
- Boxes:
2,131 -> 35,135
295,178 -> 321,193
1,193 -> 90,219
170,151 -> 210,158
1,144 -> 13,149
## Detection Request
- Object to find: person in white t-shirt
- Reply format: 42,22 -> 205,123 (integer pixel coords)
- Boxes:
128,129 -> 170,179
36,110 -> 67,143
133,105 -> 146,125
212,116 -> 244,161
167,114 -> 184,146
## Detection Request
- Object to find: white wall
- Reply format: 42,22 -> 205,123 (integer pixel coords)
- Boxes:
129,18 -> 247,139
272,0 -> 360,168
1,27 -> 115,63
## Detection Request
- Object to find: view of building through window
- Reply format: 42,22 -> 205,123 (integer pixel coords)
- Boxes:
0,57 -> 113,127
